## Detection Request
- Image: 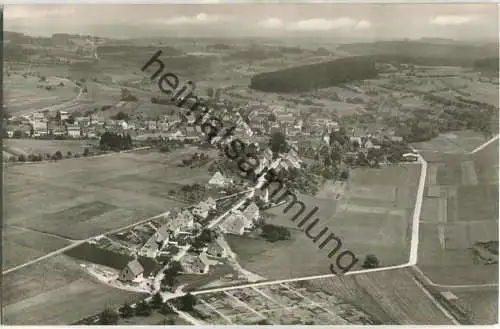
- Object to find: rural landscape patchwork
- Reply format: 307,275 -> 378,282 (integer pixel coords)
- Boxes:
2,3 -> 499,325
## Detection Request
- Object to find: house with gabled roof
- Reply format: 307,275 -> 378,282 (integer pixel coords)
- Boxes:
192,197 -> 217,219
207,240 -> 227,258
208,171 -> 232,187
220,210 -> 254,235
242,202 -> 260,222
119,259 -> 144,282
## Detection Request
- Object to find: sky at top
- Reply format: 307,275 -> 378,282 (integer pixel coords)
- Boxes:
3,3 -> 498,41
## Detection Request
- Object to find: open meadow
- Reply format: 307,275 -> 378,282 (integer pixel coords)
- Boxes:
2,226 -> 72,271
3,147 -> 210,240
2,254 -> 145,325
228,164 -> 421,279
5,74 -> 78,114
4,139 -> 99,157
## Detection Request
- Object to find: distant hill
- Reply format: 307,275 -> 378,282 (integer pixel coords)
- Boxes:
338,40 -> 498,66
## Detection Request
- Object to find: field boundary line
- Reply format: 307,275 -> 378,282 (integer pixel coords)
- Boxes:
469,134 -> 499,154
412,266 -> 498,288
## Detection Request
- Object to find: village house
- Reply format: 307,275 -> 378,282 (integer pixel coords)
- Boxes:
208,171 -> 232,188
66,123 -> 81,138
119,259 -> 144,282
220,210 -> 254,235
192,197 -> 217,220
32,121 -> 48,136
241,202 -> 260,222
181,252 -> 217,274
146,120 -> 157,131
164,210 -> 195,236
206,240 -> 227,258
59,111 -> 70,122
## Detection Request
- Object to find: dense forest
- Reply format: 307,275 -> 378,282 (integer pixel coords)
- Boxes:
474,57 -> 499,73
249,56 -> 379,93
337,40 -> 498,66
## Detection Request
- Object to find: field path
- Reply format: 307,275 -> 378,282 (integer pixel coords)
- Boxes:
469,134 -> 499,154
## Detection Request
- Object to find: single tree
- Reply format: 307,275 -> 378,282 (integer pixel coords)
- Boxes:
83,147 -> 90,156
18,154 -> 26,162
135,300 -> 152,317
178,293 -> 197,312
362,254 -> 380,269
66,151 -> 72,158
54,150 -> 63,160
150,292 -> 163,309
98,307 -> 119,325
119,303 -> 134,318
269,131 -> 289,155
159,302 -> 175,315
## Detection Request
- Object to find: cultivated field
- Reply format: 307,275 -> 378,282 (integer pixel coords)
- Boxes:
413,131 -> 488,154
189,281 -> 375,325
3,147 -> 210,240
229,164 -> 421,279
309,268 -> 455,325
186,267 -> 453,325
418,137 -> 499,287
4,139 -> 99,157
2,254 -> 145,325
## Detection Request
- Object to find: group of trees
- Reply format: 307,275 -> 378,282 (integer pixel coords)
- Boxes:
99,293 -> 180,325
8,148 -> 91,163
260,224 -> 291,242
191,229 -> 218,252
269,131 -> 290,156
169,183 -> 207,203
180,152 -> 211,168
111,111 -> 130,121
121,88 -> 138,102
99,132 -> 133,151
161,261 -> 183,289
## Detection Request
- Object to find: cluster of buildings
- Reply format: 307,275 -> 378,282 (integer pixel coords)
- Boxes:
119,196 -> 228,282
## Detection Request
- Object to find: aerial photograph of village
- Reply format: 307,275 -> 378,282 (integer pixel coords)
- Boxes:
1,2 -> 498,326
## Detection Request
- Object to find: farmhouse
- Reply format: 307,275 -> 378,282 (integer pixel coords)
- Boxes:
32,121 -> 48,136
181,253 -> 217,274
220,210 -> 254,235
206,240 -> 227,258
66,124 -> 81,138
241,202 -> 260,222
165,209 -> 195,235
208,171 -> 232,187
119,259 -> 144,282
192,197 -> 216,219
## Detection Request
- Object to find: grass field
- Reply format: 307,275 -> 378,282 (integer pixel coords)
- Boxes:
2,226 -> 72,271
4,139 -> 99,157
5,74 -> 78,114
452,288 -> 498,325
308,267 -> 454,325
229,163 -> 420,279
2,254 -> 145,325
3,147 -> 209,240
